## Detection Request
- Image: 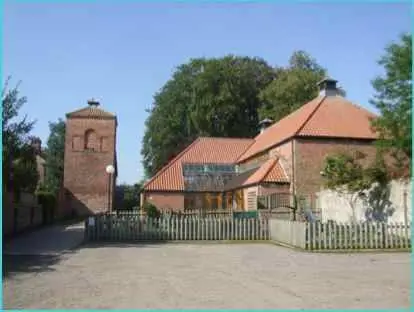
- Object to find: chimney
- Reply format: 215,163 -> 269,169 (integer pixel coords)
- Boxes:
87,98 -> 100,107
317,77 -> 339,97
258,118 -> 273,134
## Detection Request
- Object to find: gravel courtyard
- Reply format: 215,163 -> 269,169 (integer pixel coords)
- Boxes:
3,243 -> 410,309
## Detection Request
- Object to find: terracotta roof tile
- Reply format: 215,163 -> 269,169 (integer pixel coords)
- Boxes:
243,158 -> 289,186
298,96 -> 377,138
238,95 -> 377,162
262,160 -> 289,183
143,137 -> 254,191
66,106 -> 116,119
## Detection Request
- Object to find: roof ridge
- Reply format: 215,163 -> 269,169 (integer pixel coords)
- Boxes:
143,138 -> 201,189
294,96 -> 326,136
199,136 -> 254,141
66,105 -> 115,118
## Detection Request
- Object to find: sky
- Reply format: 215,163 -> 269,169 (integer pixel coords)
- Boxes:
3,1 -> 411,185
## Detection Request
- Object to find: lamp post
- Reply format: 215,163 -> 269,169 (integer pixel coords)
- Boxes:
106,164 -> 115,213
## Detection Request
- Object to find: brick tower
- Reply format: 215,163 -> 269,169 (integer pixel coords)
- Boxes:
63,99 -> 117,216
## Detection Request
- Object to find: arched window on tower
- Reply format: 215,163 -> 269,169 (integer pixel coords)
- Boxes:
84,129 -> 98,151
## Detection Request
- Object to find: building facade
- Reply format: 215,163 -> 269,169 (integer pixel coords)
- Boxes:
63,99 -> 118,216
142,78 -> 379,212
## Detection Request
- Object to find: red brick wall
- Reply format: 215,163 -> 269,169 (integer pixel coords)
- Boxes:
144,192 -> 184,212
294,138 -> 377,195
63,117 -> 117,215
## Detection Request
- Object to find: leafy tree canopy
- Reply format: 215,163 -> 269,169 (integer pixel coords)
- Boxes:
142,52 -> 325,178
258,51 -> 326,122
322,152 -> 388,194
142,55 -> 275,177
322,151 -> 390,222
370,33 -> 412,175
43,119 -> 66,194
2,77 -> 38,193
115,183 -> 141,210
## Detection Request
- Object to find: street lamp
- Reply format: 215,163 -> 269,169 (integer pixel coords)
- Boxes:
106,164 -> 115,213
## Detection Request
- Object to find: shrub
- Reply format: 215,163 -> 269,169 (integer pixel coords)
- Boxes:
36,190 -> 57,212
142,202 -> 160,218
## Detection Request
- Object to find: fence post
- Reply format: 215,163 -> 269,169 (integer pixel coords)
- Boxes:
403,189 -> 409,245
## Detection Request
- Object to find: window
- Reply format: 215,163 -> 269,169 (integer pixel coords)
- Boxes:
183,164 -> 204,175
84,129 -> 98,151
225,192 -> 233,210
184,193 -> 197,210
201,193 -> 222,210
183,163 -> 237,175
235,190 -> 244,210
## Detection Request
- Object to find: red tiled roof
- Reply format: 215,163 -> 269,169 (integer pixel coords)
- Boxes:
243,158 -> 289,186
66,106 -> 116,119
238,95 -> 378,162
143,137 -> 254,191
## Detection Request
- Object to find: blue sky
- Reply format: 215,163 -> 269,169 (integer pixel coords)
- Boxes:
3,1 -> 411,184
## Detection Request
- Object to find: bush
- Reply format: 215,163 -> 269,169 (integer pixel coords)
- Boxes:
36,190 -> 57,211
142,202 -> 160,218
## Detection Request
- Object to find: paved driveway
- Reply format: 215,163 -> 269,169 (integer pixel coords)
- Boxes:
2,241 -> 410,309
3,222 -> 85,256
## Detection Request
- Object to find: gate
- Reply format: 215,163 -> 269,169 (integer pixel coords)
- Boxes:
257,192 -> 321,221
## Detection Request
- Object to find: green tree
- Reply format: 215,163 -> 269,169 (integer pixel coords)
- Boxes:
116,183 -> 141,210
259,51 -> 326,122
142,55 -> 275,177
2,77 -> 38,193
322,152 -> 388,222
370,33 -> 412,176
44,119 -> 66,194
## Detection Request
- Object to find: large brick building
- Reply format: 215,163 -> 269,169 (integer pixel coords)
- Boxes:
63,99 -> 118,215
142,78 -> 379,212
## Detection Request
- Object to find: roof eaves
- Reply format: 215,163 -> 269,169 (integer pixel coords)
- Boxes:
143,137 -> 201,191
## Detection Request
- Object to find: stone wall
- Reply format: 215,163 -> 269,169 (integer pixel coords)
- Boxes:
317,179 -> 412,223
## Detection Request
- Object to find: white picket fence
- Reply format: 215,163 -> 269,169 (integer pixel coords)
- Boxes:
85,214 -> 411,250
85,215 -> 269,241
269,219 -> 308,248
269,219 -> 412,250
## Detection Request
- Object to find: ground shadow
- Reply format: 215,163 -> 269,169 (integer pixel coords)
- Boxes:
64,188 -> 96,217
363,183 -> 396,222
2,221 -> 86,280
78,241 -> 169,250
2,254 -> 70,279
